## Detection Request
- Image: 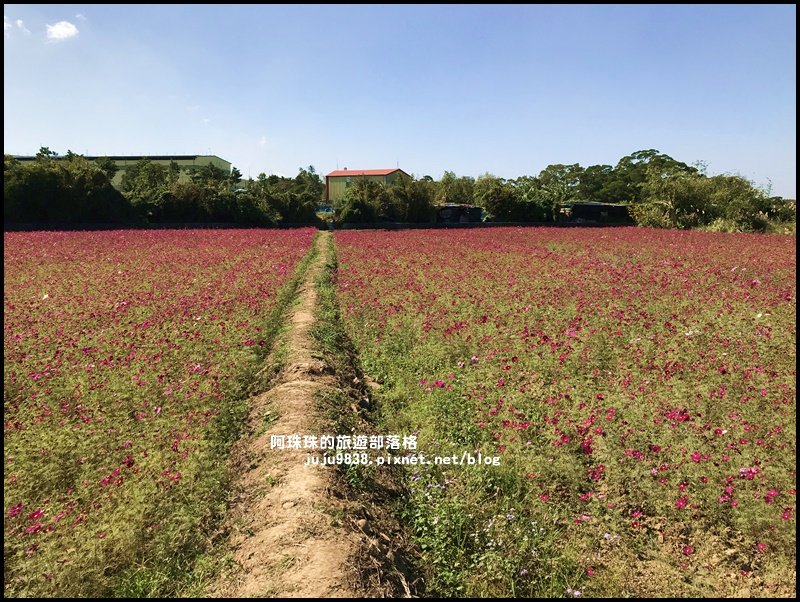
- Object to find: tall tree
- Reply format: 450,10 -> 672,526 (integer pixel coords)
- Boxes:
36,146 -> 58,159
476,176 -> 518,221
436,171 -> 475,205
611,149 -> 697,204
577,164 -> 614,203
536,163 -> 583,208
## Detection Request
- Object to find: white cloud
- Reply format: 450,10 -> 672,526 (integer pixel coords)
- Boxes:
75,13 -> 86,21
46,21 -> 79,41
4,15 -> 30,37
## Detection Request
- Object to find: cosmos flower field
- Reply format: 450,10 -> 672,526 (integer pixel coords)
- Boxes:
3,229 -> 316,596
3,226 -> 796,597
334,227 -> 796,596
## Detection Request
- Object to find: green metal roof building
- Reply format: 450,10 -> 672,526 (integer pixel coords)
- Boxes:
324,168 -> 411,203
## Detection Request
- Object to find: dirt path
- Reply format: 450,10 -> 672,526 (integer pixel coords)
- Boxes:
210,231 -> 363,598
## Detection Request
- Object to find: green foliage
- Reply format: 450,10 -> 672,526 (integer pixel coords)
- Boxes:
387,178 -> 437,222
508,176 -> 547,221
436,171 -> 475,206
633,169 -> 781,232
3,149 -> 327,226
333,175 -> 436,224
36,146 -> 58,159
537,163 -> 583,204
475,174 -> 518,221
334,178 -> 383,223
245,166 -> 323,224
120,159 -> 170,209
94,156 -> 119,181
707,174 -> 772,231
612,149 -> 698,204
117,159 -> 322,225
5,148 -> 793,231
768,197 -> 796,223
188,162 -> 228,185
577,164 -> 616,204
4,153 -> 137,224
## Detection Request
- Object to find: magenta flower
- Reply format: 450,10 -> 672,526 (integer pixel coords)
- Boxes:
25,523 -> 42,534
26,509 -> 45,521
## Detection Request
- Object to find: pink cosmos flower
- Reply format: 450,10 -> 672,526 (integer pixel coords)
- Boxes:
26,509 -> 45,521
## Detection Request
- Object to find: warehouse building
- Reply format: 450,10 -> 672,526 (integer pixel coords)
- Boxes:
324,168 -> 411,203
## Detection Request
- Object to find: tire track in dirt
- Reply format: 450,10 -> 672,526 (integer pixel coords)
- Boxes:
210,231 -> 363,598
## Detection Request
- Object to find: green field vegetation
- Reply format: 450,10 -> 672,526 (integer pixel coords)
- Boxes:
3,229 -> 317,597
3,225 -> 796,598
333,228 -> 796,597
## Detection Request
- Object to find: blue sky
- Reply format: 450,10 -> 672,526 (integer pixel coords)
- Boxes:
3,4 -> 796,198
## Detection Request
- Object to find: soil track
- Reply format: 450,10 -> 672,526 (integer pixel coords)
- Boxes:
210,232 -> 363,598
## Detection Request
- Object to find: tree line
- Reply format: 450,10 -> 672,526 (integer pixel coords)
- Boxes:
333,149 -> 792,232
4,148 -> 323,227
4,148 -> 795,232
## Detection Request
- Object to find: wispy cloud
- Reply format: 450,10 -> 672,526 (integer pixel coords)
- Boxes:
259,136 -> 267,147
5,15 -> 31,37
202,118 -> 211,123
75,13 -> 86,21
46,21 -> 79,41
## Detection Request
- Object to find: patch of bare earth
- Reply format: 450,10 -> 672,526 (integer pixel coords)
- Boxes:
210,232 -> 364,598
